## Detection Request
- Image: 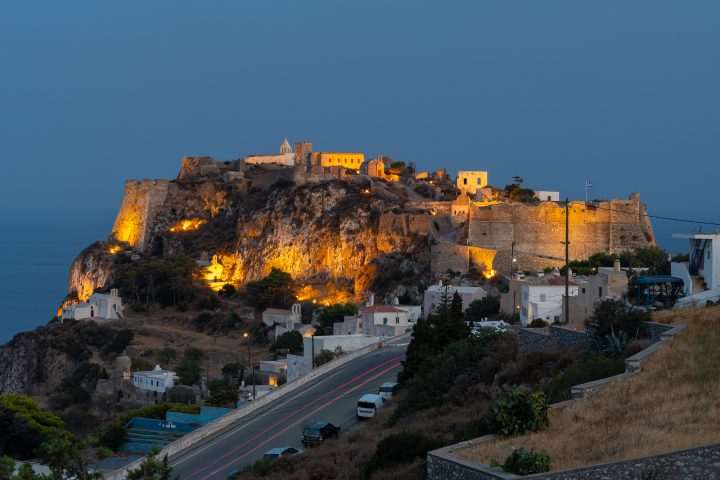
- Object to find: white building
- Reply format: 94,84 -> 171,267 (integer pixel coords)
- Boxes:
333,293 -> 420,336
534,191 -> 560,202
245,138 -> 296,167
520,275 -> 580,326
286,334 -> 381,381
132,365 -> 178,393
61,289 -> 124,321
422,283 -> 487,318
456,171 -> 488,195
672,233 -> 720,307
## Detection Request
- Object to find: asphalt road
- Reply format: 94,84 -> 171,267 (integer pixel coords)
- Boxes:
169,341 -> 407,480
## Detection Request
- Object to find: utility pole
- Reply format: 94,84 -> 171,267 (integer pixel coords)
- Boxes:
564,198 -> 570,324
510,241 -> 515,276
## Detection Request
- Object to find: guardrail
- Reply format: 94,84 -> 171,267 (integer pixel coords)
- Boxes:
104,333 -> 409,479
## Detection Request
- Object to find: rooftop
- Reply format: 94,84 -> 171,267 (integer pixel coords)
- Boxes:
361,305 -> 407,314
426,284 -> 485,294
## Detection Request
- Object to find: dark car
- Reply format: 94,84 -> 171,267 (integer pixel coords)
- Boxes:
301,421 -> 340,446
263,447 -> 303,460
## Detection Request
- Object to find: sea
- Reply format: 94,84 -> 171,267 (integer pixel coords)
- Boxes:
0,208 -> 685,345
0,209 -> 114,344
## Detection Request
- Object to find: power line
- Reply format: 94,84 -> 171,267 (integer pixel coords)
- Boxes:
585,203 -> 720,227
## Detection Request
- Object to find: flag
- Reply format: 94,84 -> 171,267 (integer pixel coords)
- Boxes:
585,180 -> 593,188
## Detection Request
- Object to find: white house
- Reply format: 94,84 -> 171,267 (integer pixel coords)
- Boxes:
672,233 -> 720,307
520,275 -> 580,326
422,283 -> 487,318
286,334 -> 381,381
132,365 -> 178,393
262,304 -> 315,339
534,191 -> 560,202
61,289 -> 124,321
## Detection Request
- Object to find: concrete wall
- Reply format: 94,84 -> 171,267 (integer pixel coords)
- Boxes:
110,179 -> 170,251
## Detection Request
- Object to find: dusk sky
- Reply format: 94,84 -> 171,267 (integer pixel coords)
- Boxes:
1,1 -> 719,248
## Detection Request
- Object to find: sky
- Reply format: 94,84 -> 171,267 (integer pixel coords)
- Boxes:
1,0 -> 719,249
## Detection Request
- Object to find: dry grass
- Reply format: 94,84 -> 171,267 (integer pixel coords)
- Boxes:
457,305 -> 720,471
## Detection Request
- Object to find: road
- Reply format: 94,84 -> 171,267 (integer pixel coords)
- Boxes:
169,342 -> 407,480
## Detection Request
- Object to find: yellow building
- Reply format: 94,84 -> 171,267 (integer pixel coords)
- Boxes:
312,152 -> 365,172
456,171 -> 488,195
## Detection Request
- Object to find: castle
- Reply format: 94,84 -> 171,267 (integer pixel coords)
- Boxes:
102,139 -> 656,300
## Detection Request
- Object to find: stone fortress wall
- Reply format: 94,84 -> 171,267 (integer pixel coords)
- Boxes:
110,179 -> 170,251
466,195 -> 655,272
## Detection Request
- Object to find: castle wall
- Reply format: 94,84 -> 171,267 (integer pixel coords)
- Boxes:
467,199 -> 655,271
431,244 -> 470,276
110,180 -> 170,251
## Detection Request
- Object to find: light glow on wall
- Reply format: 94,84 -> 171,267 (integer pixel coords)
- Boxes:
169,218 -> 207,233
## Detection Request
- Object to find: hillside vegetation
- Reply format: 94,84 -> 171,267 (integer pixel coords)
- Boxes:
459,305 -> 720,471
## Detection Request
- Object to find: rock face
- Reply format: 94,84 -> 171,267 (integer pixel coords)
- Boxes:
0,326 -> 77,395
68,242 -> 117,301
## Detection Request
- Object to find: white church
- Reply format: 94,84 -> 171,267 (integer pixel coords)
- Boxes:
61,289 -> 125,321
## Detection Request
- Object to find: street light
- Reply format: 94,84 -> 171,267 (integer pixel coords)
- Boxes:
243,332 -> 255,400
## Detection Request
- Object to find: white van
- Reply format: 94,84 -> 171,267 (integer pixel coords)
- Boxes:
356,393 -> 385,419
378,382 -> 399,400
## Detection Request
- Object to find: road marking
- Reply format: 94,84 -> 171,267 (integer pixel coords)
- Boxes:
199,361 -> 402,480
176,354 -> 404,479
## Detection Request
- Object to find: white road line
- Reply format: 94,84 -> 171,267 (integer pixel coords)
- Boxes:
171,352 -> 398,466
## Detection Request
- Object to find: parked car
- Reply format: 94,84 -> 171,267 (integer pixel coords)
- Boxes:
301,421 -> 340,446
263,447 -> 303,460
356,393 -> 385,419
378,382 -> 399,400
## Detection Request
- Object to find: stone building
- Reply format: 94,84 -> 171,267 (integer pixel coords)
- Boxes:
311,152 -> 365,172
565,259 -> 629,323
293,141 -> 313,165
456,171 -> 488,195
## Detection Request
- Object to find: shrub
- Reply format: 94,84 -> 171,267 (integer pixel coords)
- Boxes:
464,296 -> 501,322
176,356 -> 201,386
486,389 -> 549,437
240,457 -> 274,477
316,303 -> 357,335
313,349 -> 336,367
0,395 -> 72,459
364,432 -> 441,478
529,318 -> 548,328
272,330 -> 303,353
586,298 -> 650,338
198,295 -> 221,311
541,354 -> 624,404
496,448 -> 551,475
219,283 -> 237,298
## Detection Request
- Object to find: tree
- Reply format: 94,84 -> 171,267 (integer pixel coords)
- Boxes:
37,438 -> 102,480
316,303 -> 357,334
157,348 -> 177,368
398,292 -> 470,384
127,450 -> 177,480
0,395 -> 71,459
221,363 -> 244,386
464,296 -> 501,322
271,330 -> 303,353
244,268 -> 296,310
176,356 -> 201,386
586,298 -> 650,338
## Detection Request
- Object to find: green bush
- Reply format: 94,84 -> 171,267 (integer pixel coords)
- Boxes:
272,330 -> 303,353
542,354 -> 624,404
586,298 -> 650,338
316,303 -> 357,335
364,432 -> 440,478
486,389 -> 549,437
241,457 -> 274,477
529,318 -> 548,328
497,448 -> 550,475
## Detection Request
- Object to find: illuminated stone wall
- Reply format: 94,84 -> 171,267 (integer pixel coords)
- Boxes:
467,196 -> 655,272
110,179 -> 170,251
316,152 -> 365,172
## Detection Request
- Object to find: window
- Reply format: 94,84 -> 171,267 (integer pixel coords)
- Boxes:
540,293 -> 546,302
598,287 -> 603,298
463,178 -> 468,185
581,287 -> 586,294
477,178 -> 481,185
395,317 -> 399,324
383,317 -> 388,325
